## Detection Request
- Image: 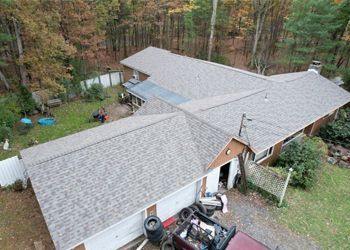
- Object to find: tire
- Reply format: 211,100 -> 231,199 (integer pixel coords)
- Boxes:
161,239 -> 175,250
195,202 -> 207,214
148,229 -> 165,244
144,216 -> 163,241
205,205 -> 216,217
179,207 -> 193,221
189,204 -> 199,212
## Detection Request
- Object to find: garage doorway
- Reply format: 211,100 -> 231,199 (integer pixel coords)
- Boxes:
219,162 -> 231,190
219,158 -> 240,191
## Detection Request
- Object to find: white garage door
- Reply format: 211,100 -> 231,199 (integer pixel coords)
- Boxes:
157,182 -> 198,221
84,212 -> 144,250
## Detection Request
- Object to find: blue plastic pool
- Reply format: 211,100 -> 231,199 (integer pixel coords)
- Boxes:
38,118 -> 56,126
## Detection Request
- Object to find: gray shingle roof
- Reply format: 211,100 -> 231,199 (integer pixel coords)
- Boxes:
180,72 -> 350,152
21,110 -> 230,250
121,47 -> 274,100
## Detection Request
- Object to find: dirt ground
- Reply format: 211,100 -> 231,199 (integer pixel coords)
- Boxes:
105,103 -> 133,121
0,187 -> 54,250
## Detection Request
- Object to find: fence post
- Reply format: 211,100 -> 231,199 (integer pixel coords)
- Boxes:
108,71 -> 112,87
279,168 -> 293,207
98,75 -> 102,85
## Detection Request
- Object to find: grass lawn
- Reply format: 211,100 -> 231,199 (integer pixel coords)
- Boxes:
275,164 -> 350,249
0,188 -> 54,249
0,85 -> 125,161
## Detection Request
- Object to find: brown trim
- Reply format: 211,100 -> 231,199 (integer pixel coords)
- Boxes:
146,204 -> 157,216
73,243 -> 86,250
201,177 -> 207,196
208,138 -> 246,169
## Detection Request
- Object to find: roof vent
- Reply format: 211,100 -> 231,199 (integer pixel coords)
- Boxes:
308,60 -> 322,74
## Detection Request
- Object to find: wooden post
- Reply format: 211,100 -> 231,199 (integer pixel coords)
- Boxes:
238,113 -> 246,137
98,75 -> 102,86
108,71 -> 112,87
238,153 -> 248,194
279,168 -> 293,207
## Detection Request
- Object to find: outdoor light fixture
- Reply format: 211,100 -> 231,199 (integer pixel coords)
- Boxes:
226,149 -> 231,155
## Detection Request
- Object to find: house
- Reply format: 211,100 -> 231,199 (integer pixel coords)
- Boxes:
21,47 -> 350,250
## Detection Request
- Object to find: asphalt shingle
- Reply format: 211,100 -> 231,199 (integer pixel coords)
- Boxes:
21,110 -> 230,250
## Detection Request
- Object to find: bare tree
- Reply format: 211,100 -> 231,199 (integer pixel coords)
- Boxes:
208,0 -> 218,61
13,20 -> 27,86
250,0 -> 273,67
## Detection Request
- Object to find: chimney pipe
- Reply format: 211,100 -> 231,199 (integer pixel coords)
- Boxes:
308,60 -> 322,74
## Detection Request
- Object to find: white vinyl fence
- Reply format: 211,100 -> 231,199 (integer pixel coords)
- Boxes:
81,71 -> 123,90
0,156 -> 27,187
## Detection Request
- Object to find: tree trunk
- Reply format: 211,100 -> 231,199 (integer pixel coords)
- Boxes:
208,0 -> 218,61
250,0 -> 271,67
0,69 -> 10,90
13,20 -> 27,86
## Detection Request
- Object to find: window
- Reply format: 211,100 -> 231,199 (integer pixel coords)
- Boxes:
282,129 -> 304,146
137,97 -> 142,107
253,146 -> 274,162
132,70 -> 139,80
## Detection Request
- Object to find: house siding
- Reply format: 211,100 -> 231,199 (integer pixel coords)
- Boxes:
309,110 -> 337,135
259,109 -> 338,166
123,65 -> 149,82
209,139 -> 245,169
260,141 -> 283,166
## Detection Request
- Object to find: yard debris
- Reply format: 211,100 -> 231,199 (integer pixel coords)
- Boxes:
327,143 -> 350,168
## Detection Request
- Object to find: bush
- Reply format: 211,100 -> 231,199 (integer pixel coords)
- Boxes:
0,95 -> 21,128
13,179 -> 24,192
0,126 -> 12,142
275,137 -> 323,189
85,83 -> 105,101
17,85 -> 37,115
319,108 -> 350,148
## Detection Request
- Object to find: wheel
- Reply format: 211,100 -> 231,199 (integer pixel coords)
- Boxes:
179,207 -> 193,221
148,229 -> 165,244
189,204 -> 199,212
144,216 -> 162,233
205,205 -> 216,217
161,239 -> 175,250
195,202 -> 207,214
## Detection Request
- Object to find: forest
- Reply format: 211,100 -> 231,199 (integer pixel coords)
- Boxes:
0,0 -> 349,95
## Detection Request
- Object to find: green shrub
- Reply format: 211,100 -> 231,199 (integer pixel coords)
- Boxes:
0,126 -> 12,141
17,85 -> 36,115
85,83 -> 105,101
0,105 -> 17,128
319,108 -> 350,148
13,179 -> 24,192
275,137 -> 323,189
0,95 -> 21,128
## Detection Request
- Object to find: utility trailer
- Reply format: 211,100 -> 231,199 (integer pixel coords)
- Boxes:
171,210 -> 269,250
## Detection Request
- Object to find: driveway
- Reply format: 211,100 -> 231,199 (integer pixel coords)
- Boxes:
215,190 -> 320,250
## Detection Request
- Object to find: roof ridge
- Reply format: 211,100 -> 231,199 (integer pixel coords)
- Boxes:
167,50 -> 278,82
150,96 -> 248,146
24,113 -> 179,166
192,88 -> 266,112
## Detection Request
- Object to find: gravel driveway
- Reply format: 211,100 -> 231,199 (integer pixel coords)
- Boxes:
134,189 -> 320,250
215,190 -> 320,250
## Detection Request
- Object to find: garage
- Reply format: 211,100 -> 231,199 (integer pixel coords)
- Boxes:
84,212 -> 144,250
157,181 -> 199,221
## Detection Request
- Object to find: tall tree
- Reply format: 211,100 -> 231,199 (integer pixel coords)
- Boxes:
250,0 -> 273,67
278,0 -> 341,73
208,0 -> 218,61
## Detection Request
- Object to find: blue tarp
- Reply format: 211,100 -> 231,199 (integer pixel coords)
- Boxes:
126,80 -> 189,105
